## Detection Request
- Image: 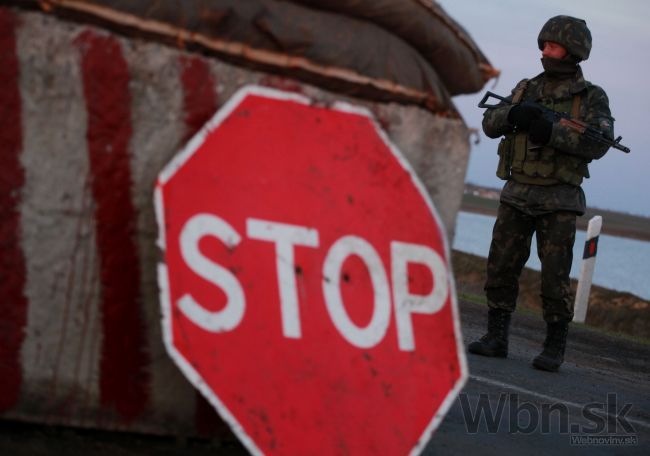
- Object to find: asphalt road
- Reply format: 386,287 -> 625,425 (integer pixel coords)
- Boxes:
425,299 -> 649,455
1,299 -> 647,455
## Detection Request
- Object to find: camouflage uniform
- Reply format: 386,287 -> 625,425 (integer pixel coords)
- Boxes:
485,199 -> 577,322
468,15 -> 617,371
481,19 -> 614,324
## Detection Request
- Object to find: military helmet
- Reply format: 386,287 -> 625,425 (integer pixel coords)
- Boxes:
538,15 -> 592,61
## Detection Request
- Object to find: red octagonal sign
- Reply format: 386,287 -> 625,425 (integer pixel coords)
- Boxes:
155,86 -> 467,455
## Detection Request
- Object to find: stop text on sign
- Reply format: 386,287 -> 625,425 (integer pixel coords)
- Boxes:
178,213 -> 448,352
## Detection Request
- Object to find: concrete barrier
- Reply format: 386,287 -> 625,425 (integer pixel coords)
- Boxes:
0,6 -> 474,436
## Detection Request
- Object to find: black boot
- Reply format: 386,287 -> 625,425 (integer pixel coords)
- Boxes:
532,321 -> 569,372
468,308 -> 511,358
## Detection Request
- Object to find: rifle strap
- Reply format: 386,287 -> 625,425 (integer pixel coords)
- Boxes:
571,93 -> 581,119
512,79 -> 529,104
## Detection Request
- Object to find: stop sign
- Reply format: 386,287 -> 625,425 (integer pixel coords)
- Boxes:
155,86 -> 467,455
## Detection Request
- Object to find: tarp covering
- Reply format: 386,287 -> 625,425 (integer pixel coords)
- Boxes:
9,0 -> 497,114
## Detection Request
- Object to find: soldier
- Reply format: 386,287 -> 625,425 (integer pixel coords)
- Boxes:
468,16 -> 615,371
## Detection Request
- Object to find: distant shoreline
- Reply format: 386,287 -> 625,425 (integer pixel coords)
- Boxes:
461,185 -> 650,242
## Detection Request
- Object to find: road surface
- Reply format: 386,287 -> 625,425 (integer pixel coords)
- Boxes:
425,299 -> 649,455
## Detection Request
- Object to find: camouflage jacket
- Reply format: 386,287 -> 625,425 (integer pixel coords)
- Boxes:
482,69 -> 614,215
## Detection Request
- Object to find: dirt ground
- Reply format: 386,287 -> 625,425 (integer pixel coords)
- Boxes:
451,250 -> 650,340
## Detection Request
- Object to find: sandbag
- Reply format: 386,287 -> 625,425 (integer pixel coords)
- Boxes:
290,0 -> 497,94
9,0 -> 495,111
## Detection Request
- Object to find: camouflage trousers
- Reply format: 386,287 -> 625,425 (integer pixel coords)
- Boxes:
485,203 -> 576,323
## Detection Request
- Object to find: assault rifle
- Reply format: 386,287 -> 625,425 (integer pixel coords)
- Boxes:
478,91 -> 630,153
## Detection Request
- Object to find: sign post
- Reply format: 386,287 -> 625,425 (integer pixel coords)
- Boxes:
574,215 -> 603,323
155,86 -> 467,455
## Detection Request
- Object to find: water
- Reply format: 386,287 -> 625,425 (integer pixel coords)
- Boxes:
452,211 -> 650,300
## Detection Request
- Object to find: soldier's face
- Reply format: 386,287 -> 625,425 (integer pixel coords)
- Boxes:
542,41 -> 568,59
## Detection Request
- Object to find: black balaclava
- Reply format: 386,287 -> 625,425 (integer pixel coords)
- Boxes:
541,54 -> 581,79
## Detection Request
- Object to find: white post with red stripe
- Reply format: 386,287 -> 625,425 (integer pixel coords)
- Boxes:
574,215 -> 602,323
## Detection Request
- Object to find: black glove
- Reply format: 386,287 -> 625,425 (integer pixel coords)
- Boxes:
529,117 -> 553,144
507,101 -> 543,130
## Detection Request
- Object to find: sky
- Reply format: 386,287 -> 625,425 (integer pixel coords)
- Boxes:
436,0 -> 649,217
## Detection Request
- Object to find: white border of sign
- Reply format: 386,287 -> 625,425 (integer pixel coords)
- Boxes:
154,85 -> 468,456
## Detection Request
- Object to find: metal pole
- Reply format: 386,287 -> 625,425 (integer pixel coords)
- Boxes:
573,216 -> 602,323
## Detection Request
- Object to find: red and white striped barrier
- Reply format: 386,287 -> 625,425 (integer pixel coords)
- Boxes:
0,7 -> 470,434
